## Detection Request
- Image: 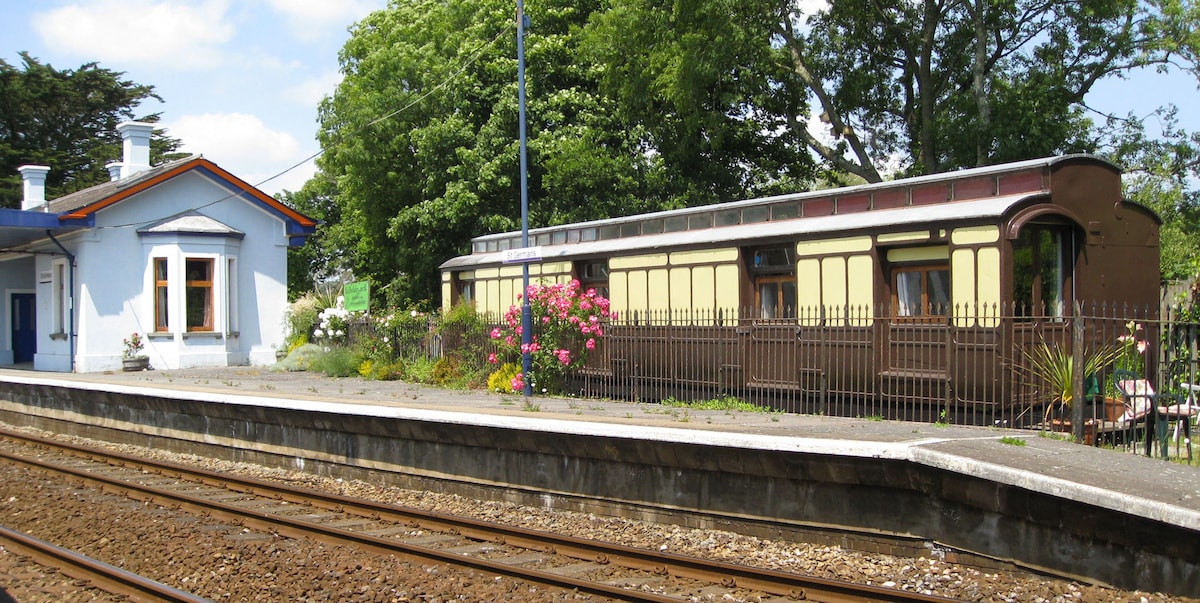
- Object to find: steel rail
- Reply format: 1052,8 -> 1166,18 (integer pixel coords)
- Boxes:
0,523 -> 213,603
0,428 -> 963,603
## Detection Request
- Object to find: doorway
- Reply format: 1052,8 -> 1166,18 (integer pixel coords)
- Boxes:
12,293 -> 35,364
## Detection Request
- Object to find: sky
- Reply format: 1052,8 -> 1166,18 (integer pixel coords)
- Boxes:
1,0 -> 1198,199
1,0 -> 388,196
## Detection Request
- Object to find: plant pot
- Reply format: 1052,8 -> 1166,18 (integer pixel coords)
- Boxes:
1049,418 -> 1096,446
122,356 -> 149,372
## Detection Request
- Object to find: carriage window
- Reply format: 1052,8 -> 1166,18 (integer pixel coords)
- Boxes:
455,275 -> 475,306
577,260 -> 609,299
893,266 -> 950,318
1013,225 -> 1071,317
749,246 -> 796,318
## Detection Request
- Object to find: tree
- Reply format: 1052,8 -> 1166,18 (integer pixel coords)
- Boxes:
281,175 -> 346,300
0,52 -> 184,209
316,0 -> 812,308
588,0 -> 1200,180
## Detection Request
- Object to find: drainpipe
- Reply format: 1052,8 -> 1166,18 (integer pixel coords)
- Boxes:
46,231 -> 76,373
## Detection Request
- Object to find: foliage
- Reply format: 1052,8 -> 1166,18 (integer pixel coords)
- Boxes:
122,332 -> 144,359
0,53 -> 184,209
272,343 -> 328,372
489,280 -> 613,394
281,176 -> 345,300
1116,321 -> 1150,375
1018,338 -> 1121,421
308,347 -> 360,378
487,363 -> 522,394
358,359 -> 404,381
312,296 -> 353,346
659,395 -> 776,413
313,0 -> 817,308
305,1 -> 1200,295
284,295 -> 321,348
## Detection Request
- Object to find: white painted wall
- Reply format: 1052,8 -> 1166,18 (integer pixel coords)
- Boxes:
27,169 -> 293,372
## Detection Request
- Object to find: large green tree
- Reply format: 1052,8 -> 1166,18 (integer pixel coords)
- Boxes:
589,0 -> 1200,181
316,0 -> 814,308
0,52 -> 183,209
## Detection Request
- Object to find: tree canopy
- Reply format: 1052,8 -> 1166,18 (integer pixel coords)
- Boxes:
310,0 -> 1200,305
0,52 -> 184,209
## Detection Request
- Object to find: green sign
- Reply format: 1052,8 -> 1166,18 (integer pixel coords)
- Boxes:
343,281 -> 370,312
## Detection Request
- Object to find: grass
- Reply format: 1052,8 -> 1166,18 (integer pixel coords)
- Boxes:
999,436 -> 1027,446
659,395 -> 778,414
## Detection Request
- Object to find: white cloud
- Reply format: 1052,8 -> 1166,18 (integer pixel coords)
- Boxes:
265,0 -> 382,40
285,70 -> 344,107
166,112 -> 310,194
32,0 -> 235,69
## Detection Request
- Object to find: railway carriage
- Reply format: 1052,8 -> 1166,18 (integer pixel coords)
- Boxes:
440,155 -> 1160,422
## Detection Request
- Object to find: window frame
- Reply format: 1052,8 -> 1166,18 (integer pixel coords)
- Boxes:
1012,223 -> 1074,319
185,257 -> 215,332
153,257 -> 170,332
747,245 -> 797,320
890,263 -> 951,322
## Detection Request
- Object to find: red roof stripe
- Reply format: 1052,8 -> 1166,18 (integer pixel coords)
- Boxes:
60,158 -> 317,227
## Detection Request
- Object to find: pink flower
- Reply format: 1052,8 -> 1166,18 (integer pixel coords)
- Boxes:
511,373 -> 525,391
1136,340 -> 1148,354
585,338 -> 596,350
555,349 -> 571,365
490,328 -> 502,339
487,352 -> 498,364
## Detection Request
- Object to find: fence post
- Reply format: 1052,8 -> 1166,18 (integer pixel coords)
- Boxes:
1072,302 -> 1085,441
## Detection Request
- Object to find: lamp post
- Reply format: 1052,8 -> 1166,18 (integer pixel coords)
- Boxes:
517,0 -> 533,397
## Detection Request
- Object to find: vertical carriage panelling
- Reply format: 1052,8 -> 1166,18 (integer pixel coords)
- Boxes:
454,262 -> 572,319
794,236 -> 874,326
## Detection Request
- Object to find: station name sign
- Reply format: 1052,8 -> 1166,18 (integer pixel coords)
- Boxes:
502,246 -> 543,264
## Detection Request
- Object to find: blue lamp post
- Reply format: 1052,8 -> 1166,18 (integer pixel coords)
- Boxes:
517,0 -> 533,397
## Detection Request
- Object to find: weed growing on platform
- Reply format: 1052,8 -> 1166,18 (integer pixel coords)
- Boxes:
660,395 -> 777,414
1000,436 -> 1027,446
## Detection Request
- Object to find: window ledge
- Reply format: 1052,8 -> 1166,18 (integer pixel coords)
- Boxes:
147,332 -> 173,340
182,331 -> 222,340
49,332 -> 68,341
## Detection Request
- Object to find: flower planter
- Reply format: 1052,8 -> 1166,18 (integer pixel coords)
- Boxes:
1049,418 -> 1097,446
122,356 -> 149,372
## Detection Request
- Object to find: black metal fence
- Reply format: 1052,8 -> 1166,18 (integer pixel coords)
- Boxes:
350,302 -> 1200,459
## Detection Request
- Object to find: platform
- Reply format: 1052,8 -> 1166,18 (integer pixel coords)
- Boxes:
0,366 -> 1197,597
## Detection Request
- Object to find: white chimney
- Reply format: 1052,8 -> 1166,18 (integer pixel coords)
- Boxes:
106,161 -> 124,181
116,121 -> 155,178
17,165 -> 51,211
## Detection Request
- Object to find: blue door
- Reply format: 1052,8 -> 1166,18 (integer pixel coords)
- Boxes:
12,293 -> 35,364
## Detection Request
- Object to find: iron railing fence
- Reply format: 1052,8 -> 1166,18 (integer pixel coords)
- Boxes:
340,302 -> 1200,458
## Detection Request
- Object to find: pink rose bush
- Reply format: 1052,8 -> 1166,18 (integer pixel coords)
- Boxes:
488,280 -> 614,394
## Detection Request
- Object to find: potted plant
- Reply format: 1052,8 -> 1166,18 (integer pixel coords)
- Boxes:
122,332 -> 149,371
1017,337 -> 1121,442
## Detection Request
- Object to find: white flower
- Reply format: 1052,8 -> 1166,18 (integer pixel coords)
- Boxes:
335,330 -> 344,337
410,310 -> 418,317
382,336 -> 389,343
313,329 -> 325,338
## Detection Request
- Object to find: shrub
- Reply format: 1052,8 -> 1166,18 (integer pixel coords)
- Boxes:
488,280 -> 613,394
308,347 -> 359,377
488,363 -> 522,394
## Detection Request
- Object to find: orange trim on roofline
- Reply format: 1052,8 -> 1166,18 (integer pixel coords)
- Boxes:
60,157 -> 318,227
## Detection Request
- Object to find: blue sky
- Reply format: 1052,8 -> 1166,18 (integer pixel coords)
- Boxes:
2,0 -> 1197,197
1,0 -> 388,196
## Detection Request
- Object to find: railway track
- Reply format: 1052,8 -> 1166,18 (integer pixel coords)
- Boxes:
0,523 -> 213,603
0,428 -> 962,603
